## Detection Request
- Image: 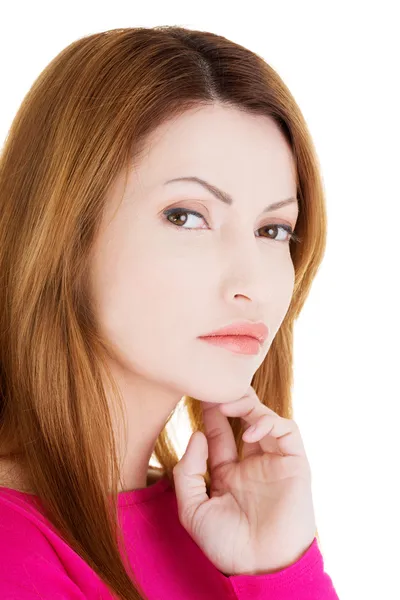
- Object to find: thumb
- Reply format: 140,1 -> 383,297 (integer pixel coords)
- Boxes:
173,431 -> 210,527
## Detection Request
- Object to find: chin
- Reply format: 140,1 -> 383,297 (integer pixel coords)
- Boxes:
185,377 -> 255,406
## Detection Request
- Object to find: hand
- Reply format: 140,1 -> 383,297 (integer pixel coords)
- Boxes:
172,385 -> 317,576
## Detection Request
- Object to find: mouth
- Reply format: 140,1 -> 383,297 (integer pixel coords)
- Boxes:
199,321 -> 269,345
198,335 -> 261,356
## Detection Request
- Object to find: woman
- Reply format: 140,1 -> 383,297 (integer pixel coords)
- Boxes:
0,25 -> 338,599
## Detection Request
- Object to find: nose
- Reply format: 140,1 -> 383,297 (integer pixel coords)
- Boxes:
221,242 -> 267,307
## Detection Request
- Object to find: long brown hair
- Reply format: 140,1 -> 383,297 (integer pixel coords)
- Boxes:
0,25 -> 327,600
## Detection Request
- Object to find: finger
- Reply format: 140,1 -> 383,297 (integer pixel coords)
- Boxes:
172,432 -> 210,529
239,416 -> 292,462
218,386 -> 275,427
201,401 -> 238,472
219,389 -> 268,459
242,413 -> 307,458
241,416 -> 263,459
220,387 -> 307,458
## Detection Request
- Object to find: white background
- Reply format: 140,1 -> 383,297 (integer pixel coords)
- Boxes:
1,2 -> 399,598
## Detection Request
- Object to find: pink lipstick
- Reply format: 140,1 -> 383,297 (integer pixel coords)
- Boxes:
199,335 -> 261,355
198,321 -> 268,355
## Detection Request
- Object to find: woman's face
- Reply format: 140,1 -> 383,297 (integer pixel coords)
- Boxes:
90,103 -> 299,405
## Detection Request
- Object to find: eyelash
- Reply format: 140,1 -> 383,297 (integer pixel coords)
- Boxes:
163,207 -> 301,244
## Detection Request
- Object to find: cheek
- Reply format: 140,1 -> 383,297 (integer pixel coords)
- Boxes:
131,252 -> 203,318
102,253 -> 204,362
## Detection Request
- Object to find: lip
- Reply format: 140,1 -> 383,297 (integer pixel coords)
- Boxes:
198,321 -> 269,344
199,335 -> 262,355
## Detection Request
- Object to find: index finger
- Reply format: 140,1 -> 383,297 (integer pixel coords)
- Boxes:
218,385 -> 276,426
201,401 -> 239,472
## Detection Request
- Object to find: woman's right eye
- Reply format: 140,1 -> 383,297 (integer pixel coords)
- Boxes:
163,208 -> 208,229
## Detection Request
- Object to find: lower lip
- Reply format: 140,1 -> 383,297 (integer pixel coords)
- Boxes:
199,335 -> 261,355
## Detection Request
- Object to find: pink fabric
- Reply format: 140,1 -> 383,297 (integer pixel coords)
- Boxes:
0,475 -> 339,599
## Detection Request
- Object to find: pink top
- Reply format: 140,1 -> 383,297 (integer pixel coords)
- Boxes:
0,474 -> 339,599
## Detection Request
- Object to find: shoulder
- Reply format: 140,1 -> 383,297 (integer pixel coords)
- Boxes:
0,485 -> 64,567
0,482 -> 95,598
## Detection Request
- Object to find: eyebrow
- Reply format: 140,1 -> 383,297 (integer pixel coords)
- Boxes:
164,176 -> 299,214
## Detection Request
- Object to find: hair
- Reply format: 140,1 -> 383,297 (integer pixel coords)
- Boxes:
0,25 -> 327,600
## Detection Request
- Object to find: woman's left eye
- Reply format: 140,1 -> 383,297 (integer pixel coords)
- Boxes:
162,207 -> 300,244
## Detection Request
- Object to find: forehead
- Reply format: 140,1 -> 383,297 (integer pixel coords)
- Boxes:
133,104 -> 297,195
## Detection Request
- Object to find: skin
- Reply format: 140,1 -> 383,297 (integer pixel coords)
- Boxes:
88,102 -> 300,493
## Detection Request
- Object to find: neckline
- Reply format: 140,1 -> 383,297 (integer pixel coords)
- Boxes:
117,474 -> 171,507
0,474 -> 172,508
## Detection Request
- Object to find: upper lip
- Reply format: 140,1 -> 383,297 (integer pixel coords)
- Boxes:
199,321 -> 269,344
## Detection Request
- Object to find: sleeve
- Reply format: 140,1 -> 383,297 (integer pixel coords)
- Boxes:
227,537 -> 340,600
0,500 -> 88,599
